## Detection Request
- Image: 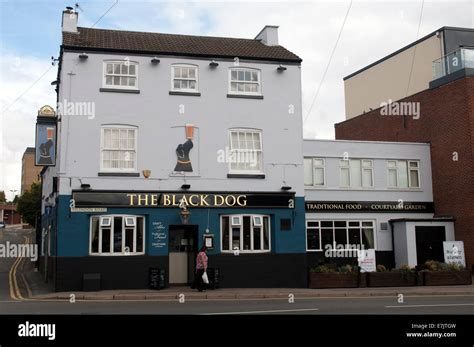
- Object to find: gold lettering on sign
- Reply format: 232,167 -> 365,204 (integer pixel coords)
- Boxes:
214,195 -> 225,206
137,194 -> 149,206
200,195 -> 210,206
127,194 -> 137,206
163,194 -> 171,206
237,195 -> 247,206
225,195 -> 236,206
150,194 -> 158,206
188,195 -> 200,207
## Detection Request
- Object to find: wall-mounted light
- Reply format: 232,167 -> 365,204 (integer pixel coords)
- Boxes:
51,80 -> 58,86
209,60 -> 219,67
79,53 -> 88,60
181,184 -> 191,190
81,183 -> 91,190
151,57 -> 160,64
281,185 -> 292,191
277,64 -> 287,72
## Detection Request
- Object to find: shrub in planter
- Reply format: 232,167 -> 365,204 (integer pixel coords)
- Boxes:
420,261 -> 472,286
367,265 -> 417,287
309,264 -> 359,289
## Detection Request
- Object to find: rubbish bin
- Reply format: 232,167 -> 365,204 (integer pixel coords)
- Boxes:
149,268 -> 165,290
206,267 -> 220,289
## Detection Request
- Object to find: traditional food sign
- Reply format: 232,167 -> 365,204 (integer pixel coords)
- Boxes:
35,105 -> 57,166
72,191 -> 295,209
305,201 -> 434,213
443,241 -> 466,267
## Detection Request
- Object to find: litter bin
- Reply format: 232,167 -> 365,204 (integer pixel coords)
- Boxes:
206,267 -> 220,289
149,268 -> 166,290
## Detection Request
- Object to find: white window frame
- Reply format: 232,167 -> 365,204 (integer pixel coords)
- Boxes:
221,214 -> 271,253
228,129 -> 264,175
89,215 -> 145,256
306,219 -> 376,252
100,125 -> 138,173
171,64 -> 199,92
339,159 -> 374,189
387,160 -> 421,189
228,67 -> 261,96
304,157 -> 326,187
102,60 -> 139,90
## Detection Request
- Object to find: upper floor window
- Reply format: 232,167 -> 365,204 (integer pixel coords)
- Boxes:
229,129 -> 263,174
229,68 -> 261,95
90,215 -> 145,255
304,158 -> 325,187
172,64 -> 198,91
221,215 -> 270,253
340,159 -> 373,188
101,126 -> 137,172
388,160 -> 420,188
103,61 -> 138,89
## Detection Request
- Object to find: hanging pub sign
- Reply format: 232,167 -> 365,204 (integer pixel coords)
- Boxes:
305,201 -> 434,213
35,105 -> 57,167
72,191 -> 295,209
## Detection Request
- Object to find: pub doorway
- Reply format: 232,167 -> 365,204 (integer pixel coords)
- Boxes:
168,225 -> 198,285
415,226 -> 446,265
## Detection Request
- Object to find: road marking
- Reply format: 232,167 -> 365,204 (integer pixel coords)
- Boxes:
202,308 -> 319,315
8,235 -> 31,301
385,303 -> 474,308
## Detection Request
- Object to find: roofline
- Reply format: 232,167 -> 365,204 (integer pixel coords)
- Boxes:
62,45 -> 302,63
343,26 -> 449,81
303,138 -> 430,146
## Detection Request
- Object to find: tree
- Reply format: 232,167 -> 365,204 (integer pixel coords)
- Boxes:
16,182 -> 42,226
0,190 -> 5,203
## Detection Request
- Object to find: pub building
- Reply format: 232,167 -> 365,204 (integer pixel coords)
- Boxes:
39,9 -> 307,291
303,139 -> 455,269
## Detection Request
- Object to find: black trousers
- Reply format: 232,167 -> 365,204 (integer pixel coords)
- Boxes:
194,269 -> 206,291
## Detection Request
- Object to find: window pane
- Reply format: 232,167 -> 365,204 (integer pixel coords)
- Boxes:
113,76 -> 120,85
121,64 -> 129,74
243,216 -> 251,250
388,169 -> 397,187
409,161 -> 419,168
113,64 -> 120,74
222,217 -> 230,250
410,170 -> 419,188
350,160 -> 362,188
106,76 -> 112,85
348,228 -> 361,245
113,217 -> 122,252
232,227 -> 240,250
321,221 -> 332,228
388,161 -> 397,168
253,227 -> 261,250
125,228 -> 134,253
340,167 -> 350,187
335,228 -> 347,247
189,80 -> 196,89
252,133 -> 261,149
307,221 -> 319,227
238,70 -> 245,81
334,221 -> 346,228
128,77 -> 136,86
307,228 -> 320,250
174,67 -> 181,78
362,228 -> 375,249
91,218 -> 99,253
101,228 -> 111,253
230,82 -> 238,91
189,68 -> 196,79
129,64 -> 136,75
398,161 -> 408,187
321,228 -> 334,249
231,70 -> 238,80
106,64 -> 113,74
304,158 -> 313,185
314,167 -> 324,186
251,71 -> 258,81
263,217 -> 270,250
362,169 -> 373,187
136,217 -> 143,252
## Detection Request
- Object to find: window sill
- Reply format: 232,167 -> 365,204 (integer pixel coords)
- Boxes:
99,88 -> 140,94
89,253 -> 145,256
227,174 -> 265,179
221,251 -> 271,254
98,172 -> 140,177
227,94 -> 264,100
169,91 -> 201,97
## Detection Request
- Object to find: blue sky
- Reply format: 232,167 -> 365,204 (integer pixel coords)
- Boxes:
0,0 -> 473,198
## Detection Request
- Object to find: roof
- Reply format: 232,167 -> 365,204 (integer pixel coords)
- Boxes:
62,27 -> 302,63
22,147 -> 35,159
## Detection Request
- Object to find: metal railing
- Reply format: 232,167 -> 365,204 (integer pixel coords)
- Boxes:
432,47 -> 474,80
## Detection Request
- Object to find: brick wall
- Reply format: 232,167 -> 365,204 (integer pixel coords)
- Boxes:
335,76 -> 474,268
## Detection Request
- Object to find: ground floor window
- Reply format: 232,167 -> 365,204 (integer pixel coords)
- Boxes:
90,215 -> 145,255
221,214 -> 270,253
306,220 -> 375,251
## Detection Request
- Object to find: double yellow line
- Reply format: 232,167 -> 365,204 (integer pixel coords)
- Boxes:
9,235 -> 32,301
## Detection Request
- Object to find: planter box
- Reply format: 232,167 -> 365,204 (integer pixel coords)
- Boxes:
367,272 -> 416,287
422,270 -> 472,286
309,272 -> 359,289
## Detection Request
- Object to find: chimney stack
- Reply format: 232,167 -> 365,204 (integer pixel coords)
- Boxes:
62,7 -> 78,33
255,25 -> 279,46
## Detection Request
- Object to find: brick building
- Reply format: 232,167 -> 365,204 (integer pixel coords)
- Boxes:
21,147 -> 42,194
335,29 -> 474,268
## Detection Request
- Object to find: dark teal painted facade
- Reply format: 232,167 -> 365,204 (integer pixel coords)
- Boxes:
52,195 -> 306,257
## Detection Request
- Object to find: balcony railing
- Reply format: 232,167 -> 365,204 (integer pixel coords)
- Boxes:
432,47 -> 474,80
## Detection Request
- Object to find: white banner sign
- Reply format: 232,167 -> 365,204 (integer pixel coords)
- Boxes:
443,241 -> 466,267
358,249 -> 376,272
